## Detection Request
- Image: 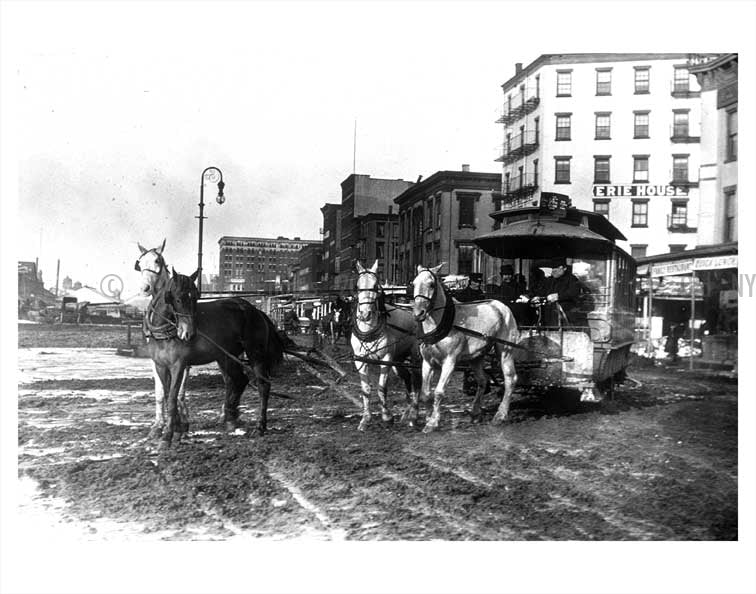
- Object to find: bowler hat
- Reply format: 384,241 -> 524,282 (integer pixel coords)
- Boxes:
469,273 -> 483,282
500,264 -> 514,275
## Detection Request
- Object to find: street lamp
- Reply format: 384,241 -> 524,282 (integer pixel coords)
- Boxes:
197,166 -> 226,295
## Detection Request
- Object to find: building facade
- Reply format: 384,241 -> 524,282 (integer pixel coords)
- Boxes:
689,53 -> 738,245
320,203 -> 342,290
333,174 -> 413,290
496,53 -> 709,259
394,169 -> 502,285
218,235 -> 321,293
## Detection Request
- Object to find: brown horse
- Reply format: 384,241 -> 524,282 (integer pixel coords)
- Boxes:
136,243 -> 284,445
410,263 -> 519,432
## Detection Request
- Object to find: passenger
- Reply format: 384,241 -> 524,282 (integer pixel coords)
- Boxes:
455,273 -> 486,302
498,264 -> 526,304
530,257 -> 582,325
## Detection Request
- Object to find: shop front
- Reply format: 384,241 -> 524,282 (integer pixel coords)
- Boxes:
635,243 -> 737,368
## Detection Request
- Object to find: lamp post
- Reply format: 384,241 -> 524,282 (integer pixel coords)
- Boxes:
197,166 -> 226,296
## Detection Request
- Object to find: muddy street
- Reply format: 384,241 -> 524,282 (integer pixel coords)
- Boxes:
17,340 -> 737,541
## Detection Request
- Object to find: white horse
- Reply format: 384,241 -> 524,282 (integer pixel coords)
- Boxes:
134,239 -> 190,439
350,261 -> 421,431
410,263 -> 519,432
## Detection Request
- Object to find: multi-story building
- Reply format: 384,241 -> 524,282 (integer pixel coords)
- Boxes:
689,53 -> 737,245
320,203 -> 342,290
291,243 -> 324,293
334,174 -> 413,290
218,235 -> 321,293
394,168 -> 502,285
496,53 -> 708,259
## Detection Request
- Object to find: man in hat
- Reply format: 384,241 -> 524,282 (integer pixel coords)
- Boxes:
531,257 -> 582,324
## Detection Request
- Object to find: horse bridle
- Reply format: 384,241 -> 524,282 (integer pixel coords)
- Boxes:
134,250 -> 165,275
355,270 -> 385,313
413,268 -> 440,308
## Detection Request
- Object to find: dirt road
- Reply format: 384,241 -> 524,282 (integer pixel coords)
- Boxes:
17,339 -> 737,541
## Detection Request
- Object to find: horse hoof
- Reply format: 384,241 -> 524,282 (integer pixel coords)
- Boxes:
147,426 -> 163,440
357,419 -> 369,432
492,414 -> 508,425
422,423 -> 438,434
470,415 -> 482,425
381,414 -> 394,425
224,421 -> 240,433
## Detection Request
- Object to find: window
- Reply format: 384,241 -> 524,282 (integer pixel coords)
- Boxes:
555,114 -> 571,140
457,244 -> 475,276
669,244 -> 687,253
673,111 -> 689,137
376,242 -> 385,259
557,70 -> 572,96
426,200 -> 433,229
670,202 -> 687,226
673,68 -> 689,93
596,68 -> 612,95
631,245 -> 647,258
726,109 -> 737,161
634,111 -> 649,138
593,200 -> 610,218
595,113 -> 611,139
633,156 -> 649,182
533,159 -> 539,187
673,155 -> 689,182
458,194 -> 476,228
631,200 -> 648,227
376,222 -> 386,238
435,196 -> 442,228
594,156 -> 611,183
634,67 -> 650,93
724,187 -> 737,241
554,157 -> 571,184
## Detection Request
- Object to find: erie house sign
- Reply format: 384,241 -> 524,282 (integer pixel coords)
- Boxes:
593,184 -> 689,197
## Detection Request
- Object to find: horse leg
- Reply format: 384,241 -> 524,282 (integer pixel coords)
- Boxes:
218,360 -> 249,432
250,361 -> 270,437
176,367 -> 190,434
148,360 -> 165,440
161,361 -> 187,447
376,356 -> 393,424
493,350 -> 517,424
393,364 -> 417,424
356,361 -> 372,431
468,358 -> 489,423
402,358 -> 430,428
423,358 -> 455,433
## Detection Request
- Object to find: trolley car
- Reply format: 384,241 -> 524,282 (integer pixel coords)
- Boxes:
474,192 -> 636,401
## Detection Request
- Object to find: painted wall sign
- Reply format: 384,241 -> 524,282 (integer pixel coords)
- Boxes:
593,185 -> 689,198
651,259 -> 693,277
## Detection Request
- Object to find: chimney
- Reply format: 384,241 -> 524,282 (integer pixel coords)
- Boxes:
515,62 -> 523,75
461,164 -> 470,172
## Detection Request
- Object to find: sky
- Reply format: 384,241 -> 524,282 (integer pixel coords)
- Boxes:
4,0 -> 751,299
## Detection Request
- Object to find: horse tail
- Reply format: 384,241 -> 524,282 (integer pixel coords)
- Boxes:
240,302 -> 285,371
260,310 -> 285,370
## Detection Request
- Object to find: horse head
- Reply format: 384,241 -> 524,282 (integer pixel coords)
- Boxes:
135,239 -> 168,296
412,262 -> 446,322
355,260 -> 382,324
165,268 -> 200,340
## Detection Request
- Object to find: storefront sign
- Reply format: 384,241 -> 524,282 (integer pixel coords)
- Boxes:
692,254 -> 737,271
651,259 -> 693,277
593,185 -> 689,198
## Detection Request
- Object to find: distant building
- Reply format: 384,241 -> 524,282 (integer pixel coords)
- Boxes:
218,235 -> 321,293
496,53 -> 709,258
394,168 -> 502,284
18,261 -> 56,303
291,243 -> 324,292
333,174 -> 413,290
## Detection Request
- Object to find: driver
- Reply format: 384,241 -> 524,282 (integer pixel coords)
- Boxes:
530,257 -> 581,324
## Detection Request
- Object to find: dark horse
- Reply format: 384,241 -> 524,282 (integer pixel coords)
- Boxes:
136,243 -> 284,445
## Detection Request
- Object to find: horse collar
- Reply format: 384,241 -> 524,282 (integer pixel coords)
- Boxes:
417,284 -> 455,345
143,290 -> 178,340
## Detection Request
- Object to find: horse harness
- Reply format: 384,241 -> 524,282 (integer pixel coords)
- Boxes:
352,271 -> 414,345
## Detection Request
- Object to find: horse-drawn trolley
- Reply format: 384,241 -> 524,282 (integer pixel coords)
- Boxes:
474,192 -> 636,401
